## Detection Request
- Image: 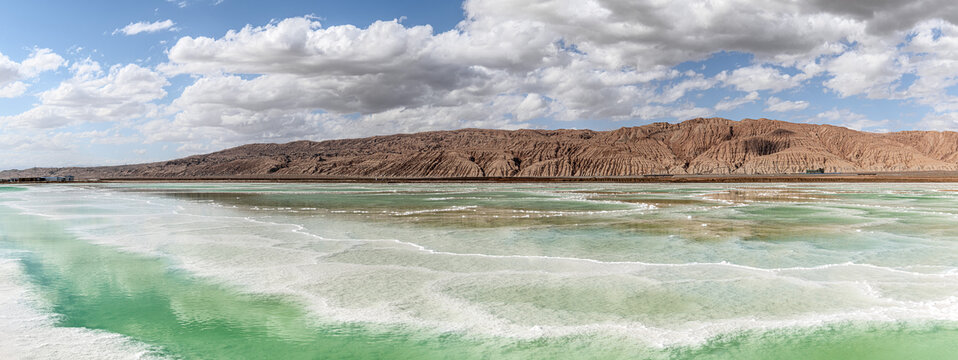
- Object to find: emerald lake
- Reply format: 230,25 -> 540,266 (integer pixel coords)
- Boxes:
2,183 -> 958,359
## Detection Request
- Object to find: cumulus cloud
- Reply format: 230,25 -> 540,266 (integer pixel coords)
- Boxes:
162,18 -> 519,114
10,0 -> 958,164
159,14 -> 730,137
0,81 -> 28,98
898,20 -> 958,112
144,96 -> 531,151
114,20 -> 177,36
2,59 -> 168,128
165,18 -> 453,75
462,0 -> 862,70
0,127 -> 149,168
714,91 -> 760,111
141,0 -> 958,148
920,112 -> 958,131
824,0 -> 958,35
631,103 -> 712,121
823,45 -> 902,98
765,96 -> 809,112
18,48 -> 66,77
655,74 -> 717,104
815,109 -> 889,131
0,48 -> 65,98
717,65 -> 805,93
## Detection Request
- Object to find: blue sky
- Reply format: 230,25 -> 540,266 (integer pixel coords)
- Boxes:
2,0 -> 958,168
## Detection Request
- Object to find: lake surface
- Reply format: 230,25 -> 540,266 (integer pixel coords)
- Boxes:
2,182 -> 958,359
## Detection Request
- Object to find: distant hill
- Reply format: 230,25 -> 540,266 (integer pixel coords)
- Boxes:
4,118 -> 958,179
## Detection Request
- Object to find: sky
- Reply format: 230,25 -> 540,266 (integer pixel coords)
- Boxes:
2,0 -> 958,169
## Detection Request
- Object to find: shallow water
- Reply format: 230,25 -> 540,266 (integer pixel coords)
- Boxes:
1,183 -> 958,359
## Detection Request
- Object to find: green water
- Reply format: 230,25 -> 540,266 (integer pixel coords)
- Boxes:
0,205 -> 634,359
2,183 -> 958,359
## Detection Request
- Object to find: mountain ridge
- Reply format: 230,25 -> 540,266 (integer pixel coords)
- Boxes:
5,117 -> 958,179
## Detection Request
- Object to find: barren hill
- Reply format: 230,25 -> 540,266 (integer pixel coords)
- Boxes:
5,118 -> 958,179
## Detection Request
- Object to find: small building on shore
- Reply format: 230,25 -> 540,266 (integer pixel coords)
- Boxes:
4,175 -> 75,183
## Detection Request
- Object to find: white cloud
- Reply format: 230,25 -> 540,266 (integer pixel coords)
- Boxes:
920,112 -> 958,131
462,0 -> 862,70
714,91 -> 759,111
162,12 -> 732,127
815,108 -> 889,131
114,19 -> 176,36
655,73 -> 717,104
0,81 -> 28,98
166,0 -> 188,9
0,49 -> 65,98
161,16 -> 642,130
631,103 -> 712,121
164,18 -> 442,75
823,45 -> 902,98
0,55 -> 17,84
717,65 -> 804,93
514,93 -> 551,121
144,98 -> 531,152
18,48 -> 66,77
143,2 -> 958,147
523,60 -> 668,121
765,96 -> 809,112
0,127 -> 153,169
897,20 -> 958,112
11,0 -> 958,165
3,59 -> 168,128
162,18 -> 516,115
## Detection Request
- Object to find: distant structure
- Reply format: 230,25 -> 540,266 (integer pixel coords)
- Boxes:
4,175 -> 75,183
805,168 -> 825,174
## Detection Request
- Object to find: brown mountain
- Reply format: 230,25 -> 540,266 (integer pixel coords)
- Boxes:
5,118 -> 958,179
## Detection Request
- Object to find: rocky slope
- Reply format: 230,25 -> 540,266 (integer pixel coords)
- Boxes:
5,118 -> 958,179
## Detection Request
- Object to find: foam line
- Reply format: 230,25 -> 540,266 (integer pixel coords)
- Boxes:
65,190 -> 958,280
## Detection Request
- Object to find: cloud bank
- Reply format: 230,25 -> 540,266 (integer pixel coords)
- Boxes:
5,0 -> 958,167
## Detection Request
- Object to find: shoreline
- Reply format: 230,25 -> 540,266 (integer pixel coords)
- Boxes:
47,171 -> 958,183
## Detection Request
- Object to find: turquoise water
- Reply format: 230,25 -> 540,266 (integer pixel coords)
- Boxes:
2,183 -> 958,359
